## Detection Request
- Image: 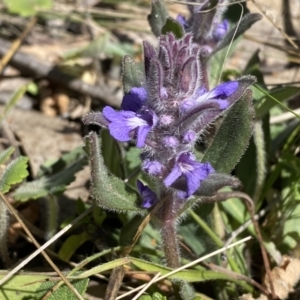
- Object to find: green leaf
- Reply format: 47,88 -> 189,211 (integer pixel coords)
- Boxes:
174,174 -> 240,217
130,257 -> 242,284
3,0 -> 53,17
122,55 -> 145,94
101,130 -> 123,177
37,277 -> 89,300
58,232 -> 91,261
76,257 -> 130,278
0,156 -> 29,193
256,86 -> 300,117
0,147 -> 14,165
125,147 -> 141,172
202,89 -> 254,173
63,33 -> 135,61
0,274 -> 48,299
84,132 -> 143,212
147,0 -> 168,37
0,85 -> 27,123
161,17 -> 184,39
14,156 -> 86,201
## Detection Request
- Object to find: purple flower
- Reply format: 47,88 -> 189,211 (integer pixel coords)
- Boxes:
102,106 -> 157,148
176,14 -> 189,30
121,87 -> 148,112
164,152 -> 214,198
213,19 -> 229,42
181,81 -> 238,112
137,180 -> 158,208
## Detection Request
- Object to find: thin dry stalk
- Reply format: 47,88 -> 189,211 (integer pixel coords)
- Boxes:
0,193 -> 85,300
0,200 -> 95,287
0,16 -> 37,73
251,0 -> 299,50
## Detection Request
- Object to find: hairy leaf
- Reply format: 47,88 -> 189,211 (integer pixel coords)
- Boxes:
161,17 -> 184,39
122,55 -> 145,94
36,277 -> 89,300
0,156 -> 29,194
0,147 -> 14,166
147,0 -> 168,37
202,89 -> 254,173
0,274 -> 48,299
14,157 -> 86,201
84,132 -> 143,212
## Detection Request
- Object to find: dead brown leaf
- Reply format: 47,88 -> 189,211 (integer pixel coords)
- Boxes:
264,255 -> 300,299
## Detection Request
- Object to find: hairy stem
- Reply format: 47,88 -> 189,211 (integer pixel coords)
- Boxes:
161,220 -> 181,268
161,195 -> 181,269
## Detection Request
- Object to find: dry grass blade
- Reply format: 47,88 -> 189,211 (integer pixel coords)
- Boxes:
0,198 -> 95,288
116,236 -> 252,300
0,16 -> 37,73
251,0 -> 299,50
0,192 -> 85,300
132,272 -> 161,300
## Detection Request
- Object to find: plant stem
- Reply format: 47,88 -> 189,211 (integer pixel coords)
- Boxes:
161,220 -> 181,268
160,194 -> 183,299
161,195 -> 181,269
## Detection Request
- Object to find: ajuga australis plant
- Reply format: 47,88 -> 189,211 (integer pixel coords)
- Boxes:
83,0 -> 261,298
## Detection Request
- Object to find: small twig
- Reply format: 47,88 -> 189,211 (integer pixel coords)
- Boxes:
200,191 -> 276,298
225,205 -> 269,246
0,38 -> 120,107
0,16 -> 37,74
207,262 -> 269,295
244,34 -> 300,57
227,191 -> 276,300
